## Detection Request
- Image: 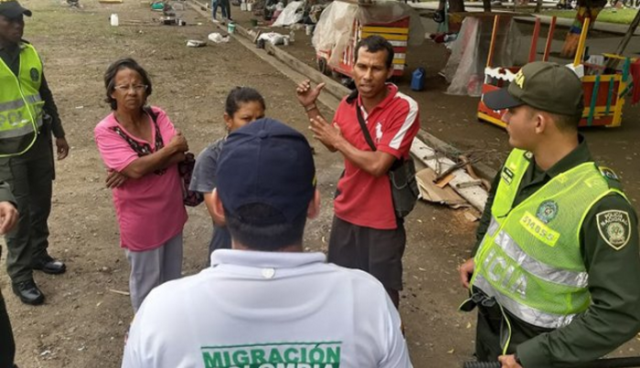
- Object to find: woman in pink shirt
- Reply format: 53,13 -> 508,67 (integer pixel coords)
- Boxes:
94,58 -> 188,312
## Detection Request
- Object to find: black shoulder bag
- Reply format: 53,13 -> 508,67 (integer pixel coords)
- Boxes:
355,105 -> 419,218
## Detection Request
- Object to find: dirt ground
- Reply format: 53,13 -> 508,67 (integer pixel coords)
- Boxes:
4,1 -> 640,367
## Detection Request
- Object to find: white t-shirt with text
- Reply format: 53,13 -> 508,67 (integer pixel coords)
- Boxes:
122,250 -> 412,368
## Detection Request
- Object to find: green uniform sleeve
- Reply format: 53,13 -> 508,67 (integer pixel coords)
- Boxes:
0,182 -> 14,204
40,72 -> 65,139
517,193 -> 640,368
471,169 -> 501,257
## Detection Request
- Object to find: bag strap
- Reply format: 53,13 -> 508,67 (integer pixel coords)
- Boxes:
355,104 -> 377,152
143,106 -> 165,150
356,103 -> 405,171
110,107 -> 166,175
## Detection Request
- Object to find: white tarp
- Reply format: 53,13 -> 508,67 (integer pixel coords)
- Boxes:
312,0 -> 424,69
271,1 -> 304,27
443,16 -> 522,97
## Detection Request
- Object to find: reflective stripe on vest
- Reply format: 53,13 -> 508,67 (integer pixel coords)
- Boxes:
473,273 -> 577,329
0,43 -> 44,156
471,149 -> 626,329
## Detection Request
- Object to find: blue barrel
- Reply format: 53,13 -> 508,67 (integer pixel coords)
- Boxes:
411,67 -> 425,91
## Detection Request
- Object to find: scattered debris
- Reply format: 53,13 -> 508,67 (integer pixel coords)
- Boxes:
463,211 -> 480,223
411,138 -> 488,211
257,32 -> 289,46
108,288 -> 130,296
208,33 -> 230,43
186,40 -> 206,47
455,180 -> 483,189
416,168 -> 467,208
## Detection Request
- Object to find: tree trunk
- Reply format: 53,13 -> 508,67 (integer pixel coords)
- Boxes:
448,0 -> 465,13
534,0 -> 543,13
483,0 -> 492,12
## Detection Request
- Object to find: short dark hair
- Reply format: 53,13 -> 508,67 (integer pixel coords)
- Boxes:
354,35 -> 395,70
529,106 -> 582,132
225,87 -> 266,117
549,112 -> 581,132
103,58 -> 153,110
224,203 -> 307,251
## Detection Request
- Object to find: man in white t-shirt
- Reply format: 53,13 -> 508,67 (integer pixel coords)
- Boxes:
121,118 -> 413,368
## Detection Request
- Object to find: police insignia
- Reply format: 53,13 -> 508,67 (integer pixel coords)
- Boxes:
597,210 -> 631,250
501,167 -> 514,184
514,70 -> 525,89
30,68 -> 39,82
536,200 -> 558,224
599,166 -> 619,181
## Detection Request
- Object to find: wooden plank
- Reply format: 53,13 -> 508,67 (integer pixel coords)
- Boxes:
361,26 -> 409,35
605,9 -> 640,70
416,168 -> 467,207
543,16 -> 556,61
529,17 -> 541,63
410,138 -> 489,211
361,33 -> 408,41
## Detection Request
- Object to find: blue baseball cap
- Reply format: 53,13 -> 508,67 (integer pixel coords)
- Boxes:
216,118 -> 316,222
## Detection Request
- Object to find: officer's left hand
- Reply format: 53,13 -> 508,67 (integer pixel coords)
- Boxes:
499,355 -> 523,368
56,137 -> 70,160
0,201 -> 18,235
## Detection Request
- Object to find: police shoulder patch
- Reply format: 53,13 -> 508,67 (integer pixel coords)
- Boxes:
30,68 -> 39,83
596,210 -> 631,250
599,166 -> 620,181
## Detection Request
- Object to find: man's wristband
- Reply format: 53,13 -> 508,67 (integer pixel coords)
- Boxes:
304,104 -> 317,112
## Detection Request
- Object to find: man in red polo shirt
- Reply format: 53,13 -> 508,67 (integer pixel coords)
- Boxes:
296,35 -> 420,308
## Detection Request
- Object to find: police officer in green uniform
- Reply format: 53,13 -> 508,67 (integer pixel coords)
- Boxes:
458,61 -> 640,368
0,0 -> 69,306
0,181 -> 19,368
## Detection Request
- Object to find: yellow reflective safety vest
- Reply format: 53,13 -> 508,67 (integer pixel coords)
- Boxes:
0,42 -> 44,157
471,149 -> 626,329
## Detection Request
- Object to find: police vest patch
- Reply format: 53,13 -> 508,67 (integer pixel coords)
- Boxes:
30,67 -> 39,82
502,167 -> 515,184
536,200 -> 558,224
597,210 -> 631,250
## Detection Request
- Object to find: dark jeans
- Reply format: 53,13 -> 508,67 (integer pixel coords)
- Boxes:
219,0 -> 231,19
0,134 -> 54,284
211,0 -> 227,19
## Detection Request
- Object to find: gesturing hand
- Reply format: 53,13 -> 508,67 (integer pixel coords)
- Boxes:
309,115 -> 341,149
296,79 -> 325,108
